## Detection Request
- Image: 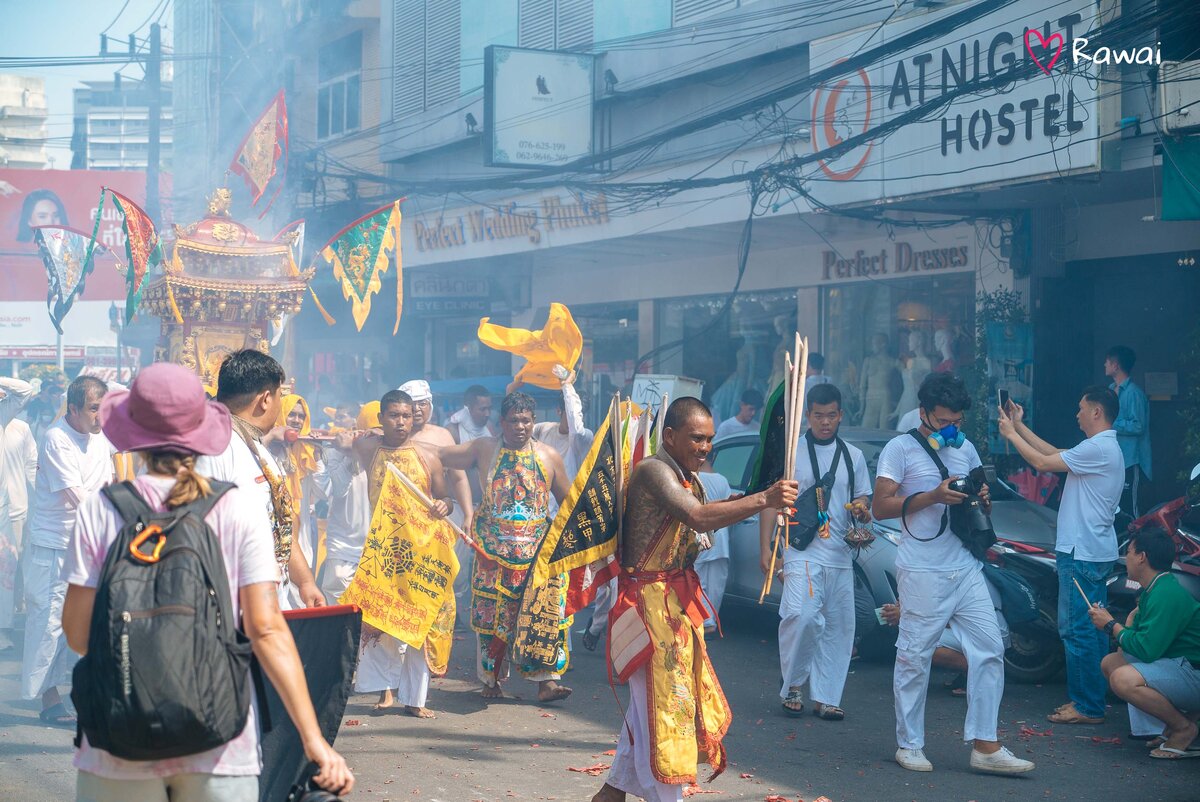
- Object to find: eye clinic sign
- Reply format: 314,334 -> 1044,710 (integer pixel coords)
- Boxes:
809,0 -> 1099,207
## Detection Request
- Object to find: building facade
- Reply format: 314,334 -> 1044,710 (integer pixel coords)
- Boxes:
0,75 -> 49,170
177,0 -> 1200,504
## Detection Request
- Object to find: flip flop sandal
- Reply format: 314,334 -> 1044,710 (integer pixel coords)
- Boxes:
945,672 -> 967,696
38,702 -> 75,729
1150,746 -> 1200,760
781,691 -> 805,717
815,704 -> 845,721
581,630 -> 600,652
1047,705 -> 1105,725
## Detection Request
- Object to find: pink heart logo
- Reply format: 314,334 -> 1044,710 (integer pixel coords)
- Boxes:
1025,28 -> 1065,75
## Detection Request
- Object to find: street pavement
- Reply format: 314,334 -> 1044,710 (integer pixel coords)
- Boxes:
2,603 -> 1197,802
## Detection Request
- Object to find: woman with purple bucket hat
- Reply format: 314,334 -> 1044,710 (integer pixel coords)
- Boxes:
59,363 -> 354,802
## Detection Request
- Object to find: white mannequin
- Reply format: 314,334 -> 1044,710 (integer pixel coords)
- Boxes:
893,331 -> 932,423
934,329 -> 957,373
859,333 -> 894,429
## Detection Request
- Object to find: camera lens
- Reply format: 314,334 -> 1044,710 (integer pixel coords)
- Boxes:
948,478 -> 970,494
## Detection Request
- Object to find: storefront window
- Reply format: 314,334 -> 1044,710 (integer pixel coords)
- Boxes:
821,273 -> 975,429
573,301 -> 639,426
659,291 -> 799,426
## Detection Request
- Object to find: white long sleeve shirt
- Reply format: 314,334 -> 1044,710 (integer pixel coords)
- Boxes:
533,381 -> 594,481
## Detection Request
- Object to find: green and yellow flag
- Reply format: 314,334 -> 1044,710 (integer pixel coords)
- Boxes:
320,200 -> 403,332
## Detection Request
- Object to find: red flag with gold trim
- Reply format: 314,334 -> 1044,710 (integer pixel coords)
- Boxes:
107,189 -> 162,324
230,90 -> 288,212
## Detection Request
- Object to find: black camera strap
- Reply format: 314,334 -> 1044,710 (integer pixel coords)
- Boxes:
901,429 -> 949,542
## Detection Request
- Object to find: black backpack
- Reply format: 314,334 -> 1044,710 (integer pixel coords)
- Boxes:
72,480 -> 264,761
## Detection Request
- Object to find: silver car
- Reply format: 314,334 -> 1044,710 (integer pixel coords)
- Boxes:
708,428 -> 1062,673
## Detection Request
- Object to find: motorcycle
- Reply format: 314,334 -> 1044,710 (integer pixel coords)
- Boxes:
1115,461 -> 1200,607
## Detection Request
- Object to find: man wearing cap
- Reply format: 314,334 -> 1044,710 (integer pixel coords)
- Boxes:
197,350 -> 323,609
22,375 -> 113,726
401,380 -> 475,625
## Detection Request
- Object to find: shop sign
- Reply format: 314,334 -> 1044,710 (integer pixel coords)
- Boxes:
0,346 -> 85,360
820,242 -> 971,281
809,0 -> 1099,206
410,275 -> 490,315
411,193 -> 610,253
484,46 -> 594,168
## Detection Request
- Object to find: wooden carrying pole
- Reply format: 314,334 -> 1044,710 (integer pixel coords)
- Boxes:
386,462 -> 489,559
760,334 -> 808,602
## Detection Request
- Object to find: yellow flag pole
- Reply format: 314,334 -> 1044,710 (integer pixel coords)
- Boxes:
386,463 -> 488,559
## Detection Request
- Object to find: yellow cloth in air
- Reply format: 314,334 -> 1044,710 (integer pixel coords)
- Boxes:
477,302 -> 582,390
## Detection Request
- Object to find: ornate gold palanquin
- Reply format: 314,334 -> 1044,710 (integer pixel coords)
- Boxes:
140,189 -> 312,386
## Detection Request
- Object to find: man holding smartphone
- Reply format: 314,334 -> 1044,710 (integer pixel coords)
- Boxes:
997,386 -> 1124,726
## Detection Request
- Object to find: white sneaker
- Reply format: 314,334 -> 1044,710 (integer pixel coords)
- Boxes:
895,747 -> 933,772
970,746 -> 1035,774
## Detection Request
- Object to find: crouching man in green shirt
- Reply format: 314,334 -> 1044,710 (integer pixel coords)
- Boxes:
1088,526 -> 1200,760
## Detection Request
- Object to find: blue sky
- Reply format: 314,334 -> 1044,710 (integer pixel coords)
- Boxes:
0,0 -> 169,169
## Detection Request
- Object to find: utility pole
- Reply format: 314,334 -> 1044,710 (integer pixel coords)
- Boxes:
147,22 -> 162,223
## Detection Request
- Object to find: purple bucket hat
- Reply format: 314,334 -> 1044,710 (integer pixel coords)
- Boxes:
100,363 -> 232,455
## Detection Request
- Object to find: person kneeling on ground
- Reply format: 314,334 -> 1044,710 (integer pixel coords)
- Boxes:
1089,526 -> 1200,761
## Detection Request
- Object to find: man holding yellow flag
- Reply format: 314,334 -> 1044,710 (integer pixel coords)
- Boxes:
340,389 -> 458,719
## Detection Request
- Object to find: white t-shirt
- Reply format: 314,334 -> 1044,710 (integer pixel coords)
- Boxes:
196,429 -> 281,553
876,432 -> 982,572
785,435 -> 872,569
28,419 -> 114,550
4,418 -> 38,520
714,416 -> 759,441
64,474 -> 279,779
322,449 -> 370,564
1057,429 -> 1123,562
895,408 -> 922,433
695,472 -> 733,565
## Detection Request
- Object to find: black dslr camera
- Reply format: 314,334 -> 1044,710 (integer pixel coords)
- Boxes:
947,468 -> 996,560
289,780 -> 344,802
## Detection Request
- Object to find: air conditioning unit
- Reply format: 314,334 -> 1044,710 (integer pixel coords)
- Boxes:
1159,60 -> 1200,134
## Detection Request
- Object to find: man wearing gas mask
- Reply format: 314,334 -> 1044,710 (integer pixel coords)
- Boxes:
873,373 -> 1034,776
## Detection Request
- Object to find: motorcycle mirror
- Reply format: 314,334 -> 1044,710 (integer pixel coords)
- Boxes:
1192,463 -> 1200,482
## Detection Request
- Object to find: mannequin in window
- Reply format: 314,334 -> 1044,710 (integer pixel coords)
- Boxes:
934,329 -> 957,373
858,333 -> 895,429
892,330 -> 932,426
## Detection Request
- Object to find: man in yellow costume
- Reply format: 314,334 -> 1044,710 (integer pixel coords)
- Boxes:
351,389 -> 454,718
592,398 -> 797,802
439,391 -> 574,703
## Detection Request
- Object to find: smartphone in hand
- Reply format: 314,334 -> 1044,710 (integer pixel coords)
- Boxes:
997,388 -> 1011,412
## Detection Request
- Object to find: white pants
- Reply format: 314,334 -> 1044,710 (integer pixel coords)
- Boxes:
588,578 -> 618,637
452,535 -> 474,628
894,566 -> 1004,749
606,664 -> 685,802
695,558 -> 728,629
778,562 -> 855,707
475,633 -> 560,687
0,516 -> 19,630
356,634 -> 431,708
318,557 -> 358,604
77,770 -> 257,802
21,544 -> 78,700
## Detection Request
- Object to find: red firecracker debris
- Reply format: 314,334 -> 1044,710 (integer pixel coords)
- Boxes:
683,784 -> 719,796
1019,726 -> 1053,738
739,773 -> 755,779
567,763 -> 611,776
1090,736 -> 1122,745
344,719 -> 361,727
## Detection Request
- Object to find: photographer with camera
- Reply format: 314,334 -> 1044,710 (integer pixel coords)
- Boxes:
873,373 -> 1033,775
998,385 -> 1123,727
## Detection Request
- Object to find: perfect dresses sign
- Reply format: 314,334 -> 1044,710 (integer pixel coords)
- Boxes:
808,0 -> 1100,206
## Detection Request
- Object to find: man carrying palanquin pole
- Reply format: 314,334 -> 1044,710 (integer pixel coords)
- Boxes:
591,397 -> 798,802
439,391 -> 574,703
349,389 -> 455,719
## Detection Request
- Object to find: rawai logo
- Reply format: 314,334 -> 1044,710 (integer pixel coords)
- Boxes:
1025,28 -> 1161,74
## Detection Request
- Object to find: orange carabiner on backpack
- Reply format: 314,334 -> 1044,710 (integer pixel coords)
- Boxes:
129,524 -> 167,563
